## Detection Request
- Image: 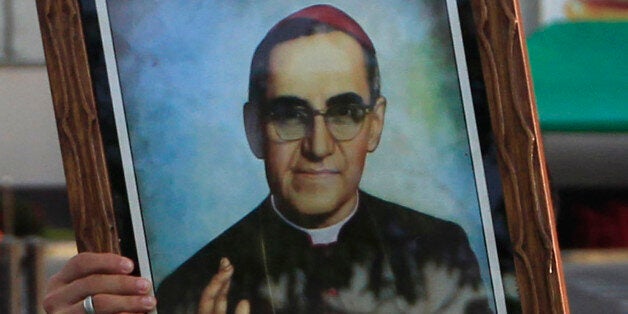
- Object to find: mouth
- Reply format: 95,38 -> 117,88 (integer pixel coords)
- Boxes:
294,168 -> 340,177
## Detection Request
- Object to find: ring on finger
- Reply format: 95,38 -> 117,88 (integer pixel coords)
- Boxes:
83,295 -> 96,314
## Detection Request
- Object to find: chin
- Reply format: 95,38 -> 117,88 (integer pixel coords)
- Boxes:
279,188 -> 356,228
290,194 -> 339,216
287,186 -> 350,215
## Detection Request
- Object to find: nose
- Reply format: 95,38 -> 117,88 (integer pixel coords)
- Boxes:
302,115 -> 335,160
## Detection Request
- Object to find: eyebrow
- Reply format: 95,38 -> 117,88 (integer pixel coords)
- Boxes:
326,92 -> 366,107
266,96 -> 308,109
266,92 -> 366,109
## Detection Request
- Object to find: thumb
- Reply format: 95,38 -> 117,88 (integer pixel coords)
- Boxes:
235,299 -> 250,314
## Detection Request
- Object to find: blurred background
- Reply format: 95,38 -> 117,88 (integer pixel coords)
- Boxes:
0,0 -> 626,313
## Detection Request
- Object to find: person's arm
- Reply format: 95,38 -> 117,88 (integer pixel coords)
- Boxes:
43,252 -> 156,313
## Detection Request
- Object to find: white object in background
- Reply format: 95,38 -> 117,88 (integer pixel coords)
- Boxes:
540,0 -> 570,24
0,67 -> 65,187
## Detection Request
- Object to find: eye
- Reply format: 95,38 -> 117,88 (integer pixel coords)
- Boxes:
325,92 -> 367,122
286,107 -> 309,121
269,104 -> 310,123
327,103 -> 365,124
332,104 -> 353,117
265,97 -> 311,122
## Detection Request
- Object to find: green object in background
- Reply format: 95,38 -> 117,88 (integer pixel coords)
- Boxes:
527,22 -> 628,132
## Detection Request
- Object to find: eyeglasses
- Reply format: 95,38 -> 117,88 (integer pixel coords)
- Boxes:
263,93 -> 373,141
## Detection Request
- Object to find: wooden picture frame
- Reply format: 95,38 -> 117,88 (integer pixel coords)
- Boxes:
37,0 -> 569,312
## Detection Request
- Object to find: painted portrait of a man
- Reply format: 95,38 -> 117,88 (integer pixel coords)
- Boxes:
145,5 -> 490,313
99,0 -> 504,313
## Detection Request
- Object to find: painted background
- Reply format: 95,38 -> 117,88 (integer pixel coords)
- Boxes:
105,0 -> 494,303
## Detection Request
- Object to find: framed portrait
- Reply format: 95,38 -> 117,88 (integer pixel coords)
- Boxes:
37,0 -> 569,313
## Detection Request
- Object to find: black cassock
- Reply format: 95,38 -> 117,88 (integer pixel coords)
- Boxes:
157,191 -> 491,313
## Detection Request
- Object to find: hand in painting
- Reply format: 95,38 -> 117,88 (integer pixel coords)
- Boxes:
197,258 -> 250,314
43,252 -> 156,313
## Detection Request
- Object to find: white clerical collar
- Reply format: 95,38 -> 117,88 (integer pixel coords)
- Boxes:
270,193 -> 359,245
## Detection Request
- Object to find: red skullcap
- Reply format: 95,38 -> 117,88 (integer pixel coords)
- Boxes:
272,4 -> 375,52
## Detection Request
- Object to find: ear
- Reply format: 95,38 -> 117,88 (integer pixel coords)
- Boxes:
243,102 -> 265,159
367,96 -> 386,152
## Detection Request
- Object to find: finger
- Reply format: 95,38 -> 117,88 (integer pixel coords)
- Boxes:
50,253 -> 134,288
46,274 -> 152,307
198,258 -> 234,314
67,294 -> 156,314
198,258 -> 234,313
235,299 -> 251,314
214,277 -> 231,314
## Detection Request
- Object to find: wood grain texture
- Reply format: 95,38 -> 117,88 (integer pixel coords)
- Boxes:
470,0 -> 569,312
36,0 -> 120,254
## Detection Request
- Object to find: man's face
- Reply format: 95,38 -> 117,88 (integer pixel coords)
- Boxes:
262,31 -> 385,227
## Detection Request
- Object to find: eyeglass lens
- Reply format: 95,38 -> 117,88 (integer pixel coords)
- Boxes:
264,93 -> 371,141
